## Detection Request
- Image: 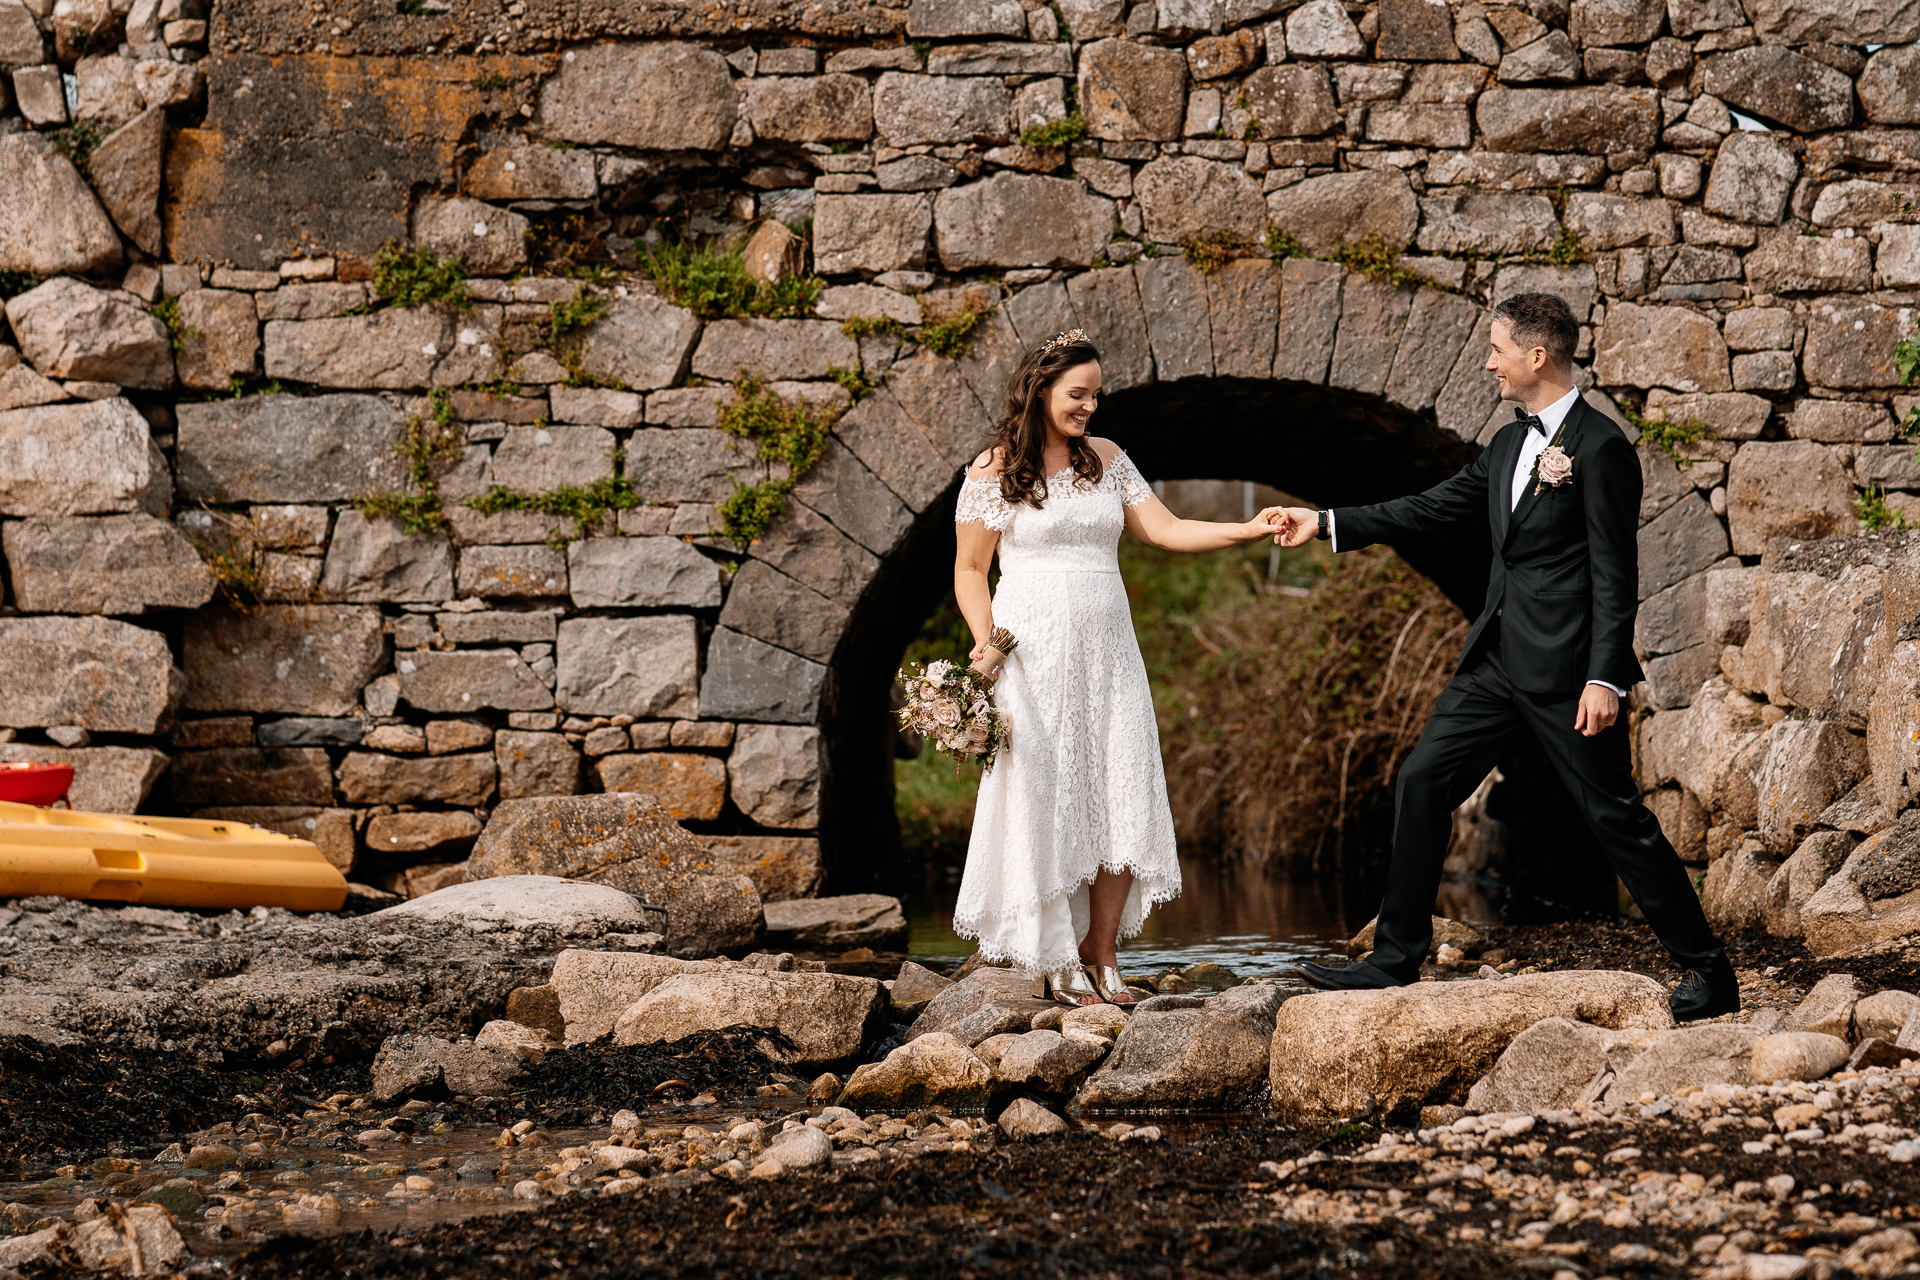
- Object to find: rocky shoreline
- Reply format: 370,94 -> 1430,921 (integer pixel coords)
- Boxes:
2,907 -> 1917,1279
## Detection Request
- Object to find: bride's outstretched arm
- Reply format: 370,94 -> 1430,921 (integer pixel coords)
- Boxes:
1123,493 -> 1282,552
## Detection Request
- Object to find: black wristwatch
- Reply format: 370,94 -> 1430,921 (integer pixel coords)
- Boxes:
1315,510 -> 1330,541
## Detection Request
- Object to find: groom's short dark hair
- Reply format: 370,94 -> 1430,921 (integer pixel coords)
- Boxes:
1491,292 -> 1578,370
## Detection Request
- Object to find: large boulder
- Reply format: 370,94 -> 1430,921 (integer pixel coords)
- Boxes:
1801,810 -> 1920,956
1603,1023 -> 1762,1101
1268,970 -> 1673,1118
372,877 -> 653,940
1075,983 -> 1286,1111
370,1031 -> 526,1102
1752,1030 -> 1850,1083
546,951 -> 732,1045
838,1031 -> 999,1109
612,970 -> 888,1067
467,795 -> 763,957
1857,989 -> 1920,1043
906,966 -> 1056,1044
998,1030 -> 1109,1095
1466,1017 -> 1663,1113
762,895 -> 907,950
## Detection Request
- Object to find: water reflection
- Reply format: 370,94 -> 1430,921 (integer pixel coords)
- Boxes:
906,857 -> 1358,978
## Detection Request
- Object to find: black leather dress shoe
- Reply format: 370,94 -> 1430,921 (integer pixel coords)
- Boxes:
1670,956 -> 1740,1022
1292,960 -> 1410,991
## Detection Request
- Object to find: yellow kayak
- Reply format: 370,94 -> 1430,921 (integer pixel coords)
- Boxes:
0,800 -> 348,912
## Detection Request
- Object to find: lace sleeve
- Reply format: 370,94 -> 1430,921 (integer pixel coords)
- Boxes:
1109,451 -> 1155,509
955,472 -> 1015,532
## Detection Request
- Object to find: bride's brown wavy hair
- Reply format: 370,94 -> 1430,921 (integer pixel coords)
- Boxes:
989,335 -> 1104,509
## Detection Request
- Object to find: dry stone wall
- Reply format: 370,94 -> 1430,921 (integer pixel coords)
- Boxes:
1,0 -> 1919,906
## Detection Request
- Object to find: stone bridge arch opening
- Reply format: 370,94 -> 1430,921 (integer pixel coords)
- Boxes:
808,257 -> 1515,894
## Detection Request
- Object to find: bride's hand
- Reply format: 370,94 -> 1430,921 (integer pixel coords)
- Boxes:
968,642 -> 1002,682
1252,506 -> 1291,544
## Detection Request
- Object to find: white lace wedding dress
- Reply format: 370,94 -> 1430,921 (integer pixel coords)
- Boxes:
951,451 -> 1181,976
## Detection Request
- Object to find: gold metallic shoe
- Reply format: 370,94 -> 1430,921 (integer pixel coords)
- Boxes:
1085,965 -> 1144,1006
1031,966 -> 1103,1007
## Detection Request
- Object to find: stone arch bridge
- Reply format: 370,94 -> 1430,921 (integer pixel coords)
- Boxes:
0,0 -> 1907,901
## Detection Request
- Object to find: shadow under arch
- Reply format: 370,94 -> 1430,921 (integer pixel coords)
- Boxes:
816,374 -> 1503,895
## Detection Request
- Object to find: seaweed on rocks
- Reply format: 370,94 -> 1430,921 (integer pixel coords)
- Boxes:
0,1035 -> 369,1169
507,1028 -> 799,1126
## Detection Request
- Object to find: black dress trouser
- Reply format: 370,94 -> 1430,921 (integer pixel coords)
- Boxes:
1366,641 -> 1726,983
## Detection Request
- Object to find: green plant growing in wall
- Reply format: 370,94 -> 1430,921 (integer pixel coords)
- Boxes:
353,388 -> 463,535
641,240 -> 823,320
840,314 -> 903,340
1545,225 -> 1585,268
151,297 -> 199,356
1020,112 -> 1088,149
1856,485 -> 1908,531
371,241 -> 471,311
1326,233 -> 1433,289
919,293 -> 991,358
464,472 -> 646,546
1898,318 -> 1920,441
1183,229 -> 1252,275
543,288 -> 611,376
715,372 -> 839,545
827,363 -> 875,402
1622,404 -> 1710,466
1265,226 -> 1306,260
48,120 -> 107,176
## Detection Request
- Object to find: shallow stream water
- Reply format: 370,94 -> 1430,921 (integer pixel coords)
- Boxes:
906,856 -> 1357,978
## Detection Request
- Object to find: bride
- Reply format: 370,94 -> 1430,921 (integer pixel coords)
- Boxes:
951,329 -> 1283,1007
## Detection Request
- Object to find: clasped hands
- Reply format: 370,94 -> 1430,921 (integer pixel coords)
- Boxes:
1248,506 -> 1328,549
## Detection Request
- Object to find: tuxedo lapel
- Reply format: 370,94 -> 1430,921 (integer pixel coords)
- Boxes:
1503,398 -> 1588,550
1490,423 -> 1525,546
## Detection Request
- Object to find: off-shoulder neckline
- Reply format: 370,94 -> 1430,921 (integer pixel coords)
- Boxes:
970,450 -> 1131,485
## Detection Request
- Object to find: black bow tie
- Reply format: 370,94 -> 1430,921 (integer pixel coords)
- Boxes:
1515,408 -> 1547,435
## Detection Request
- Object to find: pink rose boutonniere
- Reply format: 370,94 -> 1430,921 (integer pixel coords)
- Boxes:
1533,444 -> 1573,495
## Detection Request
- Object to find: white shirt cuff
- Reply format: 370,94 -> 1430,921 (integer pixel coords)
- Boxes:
1326,509 -> 1338,552
1586,680 -> 1625,697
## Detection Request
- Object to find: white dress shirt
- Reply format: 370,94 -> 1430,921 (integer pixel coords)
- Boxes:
1327,385 -> 1623,698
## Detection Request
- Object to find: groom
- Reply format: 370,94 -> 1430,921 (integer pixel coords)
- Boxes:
1271,291 -> 1737,1022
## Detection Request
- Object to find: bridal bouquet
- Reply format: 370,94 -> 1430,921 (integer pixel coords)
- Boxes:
897,628 -> 1017,774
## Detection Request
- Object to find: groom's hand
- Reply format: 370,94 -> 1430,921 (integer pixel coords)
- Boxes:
1574,683 -> 1618,737
1275,506 -> 1320,549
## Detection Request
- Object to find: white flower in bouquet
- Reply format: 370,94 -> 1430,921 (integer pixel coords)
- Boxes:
925,659 -> 952,684
930,696 -> 963,727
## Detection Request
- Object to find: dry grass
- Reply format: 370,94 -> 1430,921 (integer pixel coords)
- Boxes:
1155,546 -> 1465,873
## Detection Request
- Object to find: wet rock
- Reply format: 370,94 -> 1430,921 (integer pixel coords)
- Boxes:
0,133 -> 122,276
6,277 -> 170,390
762,894 -> 906,949
372,1031 -> 526,1102
839,1031 -> 998,1109
1265,170 -> 1418,257
576,294 -> 702,391
0,398 -> 152,517
908,967 -> 1057,1043
0,615 -> 180,734
1076,984 -> 1284,1111
69,1205 -> 187,1273
1078,38 -> 1189,142
1466,1017 -> 1662,1112
1604,1023 -> 1761,1100
555,615 -> 700,720
468,794 -> 762,956
1133,156 -> 1265,245
750,1124 -> 833,1177
1701,46 -> 1853,134
1751,1030 -> 1851,1083
614,970 -> 888,1067
2,513 -> 214,614
534,42 -> 736,150
933,174 -> 1114,271
1269,969 -> 1673,1118
997,1097 -> 1069,1138
890,961 -> 954,1017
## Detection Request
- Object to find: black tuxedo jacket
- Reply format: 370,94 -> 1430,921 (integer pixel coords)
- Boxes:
1331,396 -> 1645,697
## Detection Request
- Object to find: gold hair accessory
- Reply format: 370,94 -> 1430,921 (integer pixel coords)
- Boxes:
1038,327 -> 1089,355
